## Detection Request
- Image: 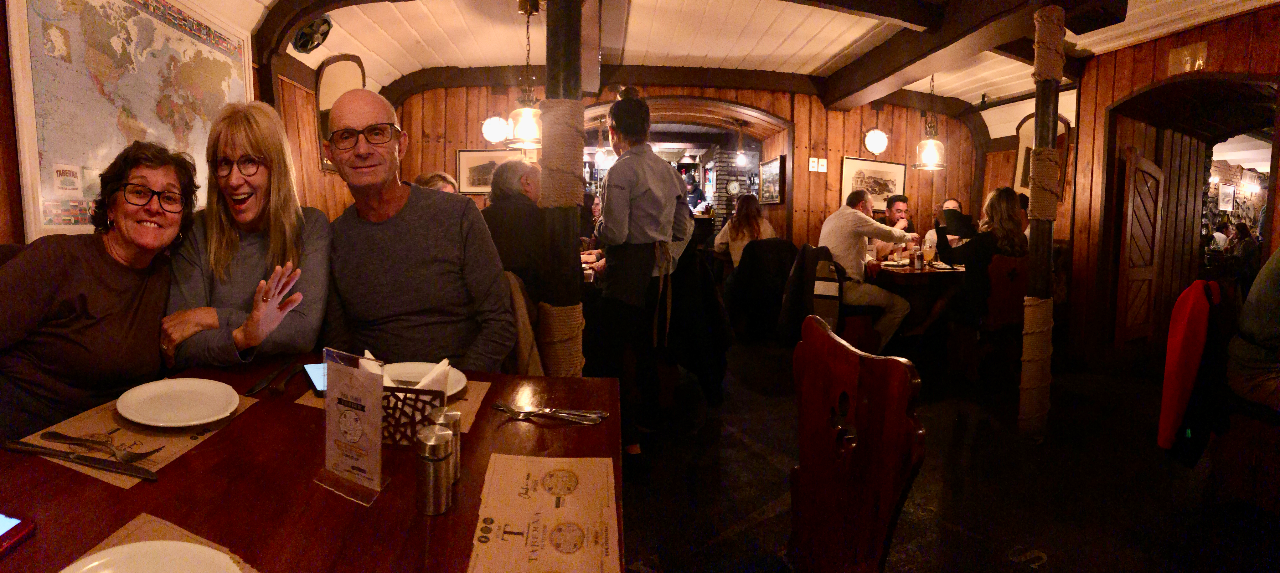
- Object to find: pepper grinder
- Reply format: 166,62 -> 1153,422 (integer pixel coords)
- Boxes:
415,424 -> 454,516
429,407 -> 463,482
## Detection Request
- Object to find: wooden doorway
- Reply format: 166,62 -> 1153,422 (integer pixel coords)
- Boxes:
1115,147 -> 1164,345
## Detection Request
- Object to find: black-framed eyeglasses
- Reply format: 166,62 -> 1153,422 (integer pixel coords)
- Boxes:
120,183 -> 185,213
327,123 -> 400,150
215,155 -> 264,178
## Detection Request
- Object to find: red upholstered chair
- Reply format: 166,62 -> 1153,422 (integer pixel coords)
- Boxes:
790,316 -> 926,572
984,254 -> 1029,331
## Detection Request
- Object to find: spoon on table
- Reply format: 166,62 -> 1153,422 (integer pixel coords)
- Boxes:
40,431 -> 165,464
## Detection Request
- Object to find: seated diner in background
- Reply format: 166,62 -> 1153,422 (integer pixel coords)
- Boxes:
0,141 -> 198,439
923,197 -> 965,251
321,89 -> 515,371
872,193 -> 914,260
414,171 -> 460,194
714,193 -> 776,267
935,186 -> 1029,326
163,102 -> 331,368
482,159 -> 550,304
817,189 -> 917,352
1228,246 -> 1280,409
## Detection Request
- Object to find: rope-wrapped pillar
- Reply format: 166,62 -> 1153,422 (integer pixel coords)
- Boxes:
538,0 -> 586,376
1020,4 -> 1065,436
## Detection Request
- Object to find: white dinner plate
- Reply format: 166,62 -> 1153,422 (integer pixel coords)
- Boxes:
383,362 -> 467,396
116,378 -> 239,427
59,541 -> 240,573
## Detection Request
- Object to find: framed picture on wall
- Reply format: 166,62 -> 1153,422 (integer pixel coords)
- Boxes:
759,156 -> 784,205
7,0 -> 253,240
1218,184 -> 1235,212
841,157 -> 906,212
456,149 -> 526,195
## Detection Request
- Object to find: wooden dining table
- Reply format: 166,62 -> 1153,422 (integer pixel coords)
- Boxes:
0,354 -> 624,572
871,261 -> 965,332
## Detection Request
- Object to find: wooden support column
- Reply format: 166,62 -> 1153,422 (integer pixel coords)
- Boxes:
1019,4 -> 1065,436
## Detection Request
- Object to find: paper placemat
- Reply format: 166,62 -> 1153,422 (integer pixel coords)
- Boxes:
295,381 -> 490,434
78,513 -> 259,573
466,454 -> 620,573
24,395 -> 257,489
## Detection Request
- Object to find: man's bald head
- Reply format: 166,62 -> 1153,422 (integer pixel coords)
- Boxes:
329,89 -> 397,137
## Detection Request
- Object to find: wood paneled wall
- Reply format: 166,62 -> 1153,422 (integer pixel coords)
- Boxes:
984,150 -> 1018,200
394,84 -> 982,246
275,77 -> 353,221
1067,5 -> 1280,359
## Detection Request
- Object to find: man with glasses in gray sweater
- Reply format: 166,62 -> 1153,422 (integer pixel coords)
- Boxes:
321,89 -> 514,371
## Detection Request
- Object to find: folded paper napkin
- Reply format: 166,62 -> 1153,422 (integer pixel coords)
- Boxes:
76,513 -> 259,573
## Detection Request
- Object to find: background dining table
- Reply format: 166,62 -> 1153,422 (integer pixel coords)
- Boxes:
0,354 -> 624,572
871,261 -> 966,332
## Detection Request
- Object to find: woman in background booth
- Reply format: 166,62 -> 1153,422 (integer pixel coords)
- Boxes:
162,102 -> 331,368
936,186 -> 1028,325
414,172 -> 459,194
714,193 -> 775,268
0,141 -> 197,439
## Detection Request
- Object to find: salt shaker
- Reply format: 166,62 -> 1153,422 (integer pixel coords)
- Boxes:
429,407 -> 463,483
415,425 -> 454,516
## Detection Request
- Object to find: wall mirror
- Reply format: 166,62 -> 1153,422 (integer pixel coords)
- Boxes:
316,55 -> 366,171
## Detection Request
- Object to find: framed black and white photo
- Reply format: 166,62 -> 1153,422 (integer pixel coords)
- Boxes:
456,149 -> 526,195
841,157 -> 906,212
759,156 -> 784,205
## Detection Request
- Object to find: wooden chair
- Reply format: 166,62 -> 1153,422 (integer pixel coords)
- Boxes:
779,245 -> 882,353
790,316 -> 926,572
984,254 -> 1029,331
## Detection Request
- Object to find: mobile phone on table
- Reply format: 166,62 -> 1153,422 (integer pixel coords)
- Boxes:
0,512 -> 34,557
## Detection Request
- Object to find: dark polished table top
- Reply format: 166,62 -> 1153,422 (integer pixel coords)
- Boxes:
872,261 -> 965,286
0,354 -> 623,572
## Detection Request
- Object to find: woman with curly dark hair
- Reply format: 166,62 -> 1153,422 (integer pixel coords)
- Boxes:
0,140 -> 198,438
937,186 -> 1028,325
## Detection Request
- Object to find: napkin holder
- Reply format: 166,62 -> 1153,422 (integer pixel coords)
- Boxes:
381,385 -> 446,446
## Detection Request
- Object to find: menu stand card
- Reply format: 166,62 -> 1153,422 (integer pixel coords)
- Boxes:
316,348 -> 386,506
466,454 -> 621,573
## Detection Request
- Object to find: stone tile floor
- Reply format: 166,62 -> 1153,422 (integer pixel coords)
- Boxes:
619,341 -> 1280,572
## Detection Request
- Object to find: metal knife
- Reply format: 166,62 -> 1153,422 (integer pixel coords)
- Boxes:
246,360 -> 296,396
4,440 -> 158,481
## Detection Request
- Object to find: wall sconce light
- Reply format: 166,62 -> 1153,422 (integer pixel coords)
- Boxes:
864,104 -> 887,155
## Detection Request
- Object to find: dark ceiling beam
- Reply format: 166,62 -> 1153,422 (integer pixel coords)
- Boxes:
822,0 -> 1034,110
968,81 -> 1079,112
778,1 -> 943,32
873,89 -> 972,118
990,37 -> 1088,81
601,65 -> 824,96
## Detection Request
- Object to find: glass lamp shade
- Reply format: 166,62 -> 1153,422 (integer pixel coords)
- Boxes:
507,107 -> 542,149
864,128 -> 888,155
595,149 -> 616,170
735,151 -> 747,167
482,116 -> 510,144
914,138 -> 946,170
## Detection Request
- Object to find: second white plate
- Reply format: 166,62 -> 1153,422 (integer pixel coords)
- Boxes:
116,378 -> 239,427
383,362 -> 467,396
60,541 -> 239,573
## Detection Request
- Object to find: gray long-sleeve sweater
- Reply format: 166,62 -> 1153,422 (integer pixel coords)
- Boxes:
168,207 -> 331,367
323,186 -> 515,372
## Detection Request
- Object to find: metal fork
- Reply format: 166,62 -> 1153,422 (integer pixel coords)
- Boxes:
492,403 -> 602,425
40,431 -> 166,464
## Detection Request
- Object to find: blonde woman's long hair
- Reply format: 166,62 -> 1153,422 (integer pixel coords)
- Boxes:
204,102 -> 304,282
978,186 -> 1028,256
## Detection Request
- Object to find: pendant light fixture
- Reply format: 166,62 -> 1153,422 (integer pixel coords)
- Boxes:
913,75 -> 945,171
593,119 -> 615,170
481,0 -> 542,149
734,120 -> 747,167
863,104 -> 888,156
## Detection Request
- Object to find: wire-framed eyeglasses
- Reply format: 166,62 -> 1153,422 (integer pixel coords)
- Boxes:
327,123 -> 400,150
120,183 -> 184,213
215,155 -> 265,178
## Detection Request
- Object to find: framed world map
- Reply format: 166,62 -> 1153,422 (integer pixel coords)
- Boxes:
7,0 -> 252,239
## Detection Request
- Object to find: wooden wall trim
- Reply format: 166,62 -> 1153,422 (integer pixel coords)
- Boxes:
316,54 -> 366,92
0,0 -> 25,243
275,53 -> 318,93
253,0 -> 381,105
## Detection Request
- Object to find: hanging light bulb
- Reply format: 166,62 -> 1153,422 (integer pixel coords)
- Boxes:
681,152 -> 694,164
507,106 -> 541,149
734,120 -> 747,167
914,75 -> 946,171
488,1 -> 541,149
863,105 -> 887,155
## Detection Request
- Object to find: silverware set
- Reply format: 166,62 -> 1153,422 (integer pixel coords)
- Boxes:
492,403 -> 608,425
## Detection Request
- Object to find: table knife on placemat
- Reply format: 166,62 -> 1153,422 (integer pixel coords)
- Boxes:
4,440 -> 158,481
246,360 -> 296,396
